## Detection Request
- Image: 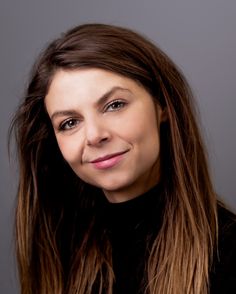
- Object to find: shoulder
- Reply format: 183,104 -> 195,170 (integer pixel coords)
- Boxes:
210,203 -> 236,293
217,203 -> 236,255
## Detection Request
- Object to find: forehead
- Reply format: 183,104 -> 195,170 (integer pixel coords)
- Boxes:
47,68 -> 135,95
45,68 -> 146,111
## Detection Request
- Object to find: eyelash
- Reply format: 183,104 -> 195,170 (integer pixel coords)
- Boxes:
104,99 -> 126,112
58,99 -> 127,132
58,118 -> 80,131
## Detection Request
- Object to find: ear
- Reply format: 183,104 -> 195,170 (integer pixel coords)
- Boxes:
160,107 -> 168,122
155,103 -> 168,123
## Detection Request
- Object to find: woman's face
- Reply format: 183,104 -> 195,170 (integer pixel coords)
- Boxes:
45,68 -> 165,202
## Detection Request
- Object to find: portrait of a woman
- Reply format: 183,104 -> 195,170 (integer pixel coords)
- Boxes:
10,23 -> 236,294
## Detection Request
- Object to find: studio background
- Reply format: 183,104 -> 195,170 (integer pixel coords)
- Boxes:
1,0 -> 235,292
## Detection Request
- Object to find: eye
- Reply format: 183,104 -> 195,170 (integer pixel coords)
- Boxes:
105,100 -> 126,112
59,118 -> 80,131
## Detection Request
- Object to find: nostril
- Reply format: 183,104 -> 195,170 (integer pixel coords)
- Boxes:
86,134 -> 110,146
101,137 -> 108,142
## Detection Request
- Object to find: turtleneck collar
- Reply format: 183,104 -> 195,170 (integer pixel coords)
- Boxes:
102,184 -> 164,235
99,184 -> 165,294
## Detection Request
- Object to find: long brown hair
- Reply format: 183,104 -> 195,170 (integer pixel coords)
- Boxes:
10,23 -> 217,294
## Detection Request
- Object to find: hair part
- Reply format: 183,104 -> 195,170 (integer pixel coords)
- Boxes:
10,23 -> 217,294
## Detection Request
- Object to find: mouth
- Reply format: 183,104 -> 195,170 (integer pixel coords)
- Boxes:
90,150 -> 129,169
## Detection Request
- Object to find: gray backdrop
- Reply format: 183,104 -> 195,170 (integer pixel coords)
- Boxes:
1,0 -> 235,293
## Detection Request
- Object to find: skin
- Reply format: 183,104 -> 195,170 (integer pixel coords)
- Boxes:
45,68 -> 166,203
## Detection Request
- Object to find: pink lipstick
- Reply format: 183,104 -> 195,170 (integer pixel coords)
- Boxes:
90,151 -> 128,170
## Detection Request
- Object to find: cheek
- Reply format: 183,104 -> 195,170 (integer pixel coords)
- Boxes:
56,135 -> 83,165
120,111 -> 160,146
131,115 -> 161,162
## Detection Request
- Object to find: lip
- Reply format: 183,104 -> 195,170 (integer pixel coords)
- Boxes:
90,150 -> 128,169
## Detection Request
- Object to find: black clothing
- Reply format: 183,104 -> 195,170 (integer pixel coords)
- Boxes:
104,185 -> 164,294
210,205 -> 236,293
103,186 -> 236,293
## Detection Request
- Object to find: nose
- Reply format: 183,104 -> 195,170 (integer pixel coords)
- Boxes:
85,117 -> 111,147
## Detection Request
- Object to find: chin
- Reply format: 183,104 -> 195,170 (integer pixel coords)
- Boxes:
77,175 -> 122,191
93,175 -> 137,193
97,181 -> 128,192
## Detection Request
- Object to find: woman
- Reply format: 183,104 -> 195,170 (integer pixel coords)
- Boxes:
10,23 -> 236,294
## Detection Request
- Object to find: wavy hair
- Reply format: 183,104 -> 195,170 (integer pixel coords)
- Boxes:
10,23 -> 217,294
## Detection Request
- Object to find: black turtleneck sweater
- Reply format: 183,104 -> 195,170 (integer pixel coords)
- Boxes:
102,186 -> 236,293
104,185 -> 164,293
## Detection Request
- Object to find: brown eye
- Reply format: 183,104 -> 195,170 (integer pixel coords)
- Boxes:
106,100 -> 126,111
59,118 -> 80,131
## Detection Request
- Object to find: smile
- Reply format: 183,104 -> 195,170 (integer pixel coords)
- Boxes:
90,151 -> 129,170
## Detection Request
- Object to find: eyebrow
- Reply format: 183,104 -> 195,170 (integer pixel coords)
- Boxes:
50,86 -> 131,121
